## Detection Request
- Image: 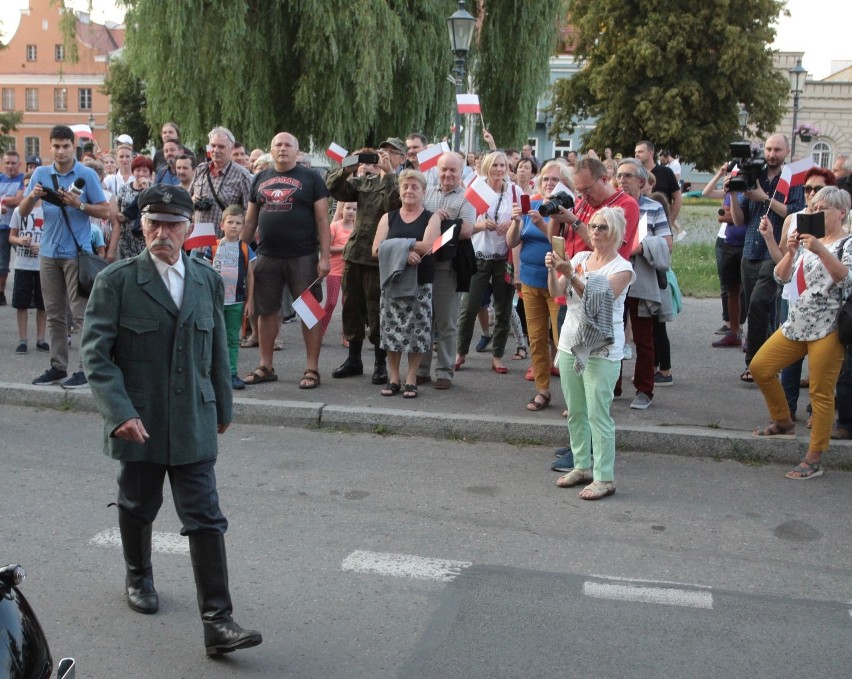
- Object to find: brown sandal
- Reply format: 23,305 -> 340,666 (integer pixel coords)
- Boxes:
751,421 -> 796,439
299,369 -> 320,389
244,365 -> 277,385
526,393 -> 551,412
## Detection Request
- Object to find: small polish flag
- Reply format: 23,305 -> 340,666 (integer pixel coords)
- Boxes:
70,124 -> 94,140
431,224 -> 457,254
183,222 -> 217,250
729,164 -> 740,176
417,142 -> 451,172
629,213 -> 648,253
326,142 -> 348,163
776,158 -> 815,202
456,94 -> 481,114
464,176 -> 499,215
293,289 -> 324,329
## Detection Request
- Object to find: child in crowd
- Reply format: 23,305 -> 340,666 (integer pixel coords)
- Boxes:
209,205 -> 255,390
8,189 -> 47,355
322,201 -> 355,345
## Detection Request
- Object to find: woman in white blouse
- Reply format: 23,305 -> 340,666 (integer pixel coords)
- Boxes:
750,186 -> 852,480
455,151 -> 518,374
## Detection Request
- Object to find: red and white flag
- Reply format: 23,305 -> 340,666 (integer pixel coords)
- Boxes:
729,164 -> 740,176
183,222 -> 217,250
326,142 -> 348,163
70,124 -> 93,140
431,224 -> 457,254
417,142 -> 451,172
293,289 -> 324,329
464,176 -> 499,215
456,94 -> 481,114
776,157 -> 815,201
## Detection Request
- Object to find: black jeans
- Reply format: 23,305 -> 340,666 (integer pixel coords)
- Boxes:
741,258 -> 778,366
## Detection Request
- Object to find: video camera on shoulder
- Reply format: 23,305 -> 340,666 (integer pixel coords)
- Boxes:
726,142 -> 766,193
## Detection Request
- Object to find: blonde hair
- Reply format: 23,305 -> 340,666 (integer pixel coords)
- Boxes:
398,169 -> 427,189
536,160 -> 574,194
480,151 -> 509,184
592,206 -> 626,249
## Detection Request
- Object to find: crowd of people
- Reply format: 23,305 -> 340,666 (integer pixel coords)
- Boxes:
1,122 -> 851,496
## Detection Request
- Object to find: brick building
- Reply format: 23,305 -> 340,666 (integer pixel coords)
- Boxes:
0,0 -> 124,162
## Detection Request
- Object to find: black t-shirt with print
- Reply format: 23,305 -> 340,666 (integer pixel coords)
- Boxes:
250,165 -> 329,258
650,164 -> 680,205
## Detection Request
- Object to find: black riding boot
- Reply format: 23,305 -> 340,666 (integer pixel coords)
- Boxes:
371,346 -> 388,385
189,533 -> 262,656
118,510 -> 158,614
332,339 -> 363,378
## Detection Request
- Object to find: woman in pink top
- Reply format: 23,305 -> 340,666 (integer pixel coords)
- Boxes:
322,202 -> 356,344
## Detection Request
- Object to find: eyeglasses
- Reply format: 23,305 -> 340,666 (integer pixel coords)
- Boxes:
589,223 -> 609,232
615,172 -> 636,180
803,185 -> 823,193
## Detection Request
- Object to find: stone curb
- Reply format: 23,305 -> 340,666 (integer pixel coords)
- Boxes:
3,381 -> 839,466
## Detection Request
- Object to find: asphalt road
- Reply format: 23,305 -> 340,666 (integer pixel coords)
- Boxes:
4,406 -> 851,678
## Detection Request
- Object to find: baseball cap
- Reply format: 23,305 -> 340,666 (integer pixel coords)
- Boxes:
137,185 -> 193,222
116,134 -> 134,146
379,137 -> 406,154
26,155 -> 42,166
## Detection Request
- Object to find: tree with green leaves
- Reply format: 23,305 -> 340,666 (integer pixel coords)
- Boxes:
472,0 -> 564,148
100,57 -> 152,151
550,0 -> 789,169
117,0 -> 560,152
0,111 -> 23,154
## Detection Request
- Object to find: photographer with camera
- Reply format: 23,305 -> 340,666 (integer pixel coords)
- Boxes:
506,161 -> 575,412
728,134 -> 805,382
190,127 -> 252,236
326,140 -> 403,384
18,125 -> 108,388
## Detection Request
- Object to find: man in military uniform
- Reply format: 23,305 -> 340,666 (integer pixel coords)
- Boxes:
326,138 -> 403,384
81,185 -> 261,656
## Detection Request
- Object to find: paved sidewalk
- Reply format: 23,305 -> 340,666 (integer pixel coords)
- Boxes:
1,295 -> 849,466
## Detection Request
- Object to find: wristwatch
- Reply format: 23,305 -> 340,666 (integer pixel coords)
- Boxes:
78,202 -> 86,212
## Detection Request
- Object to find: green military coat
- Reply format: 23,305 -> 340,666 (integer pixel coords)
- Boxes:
81,249 -> 233,465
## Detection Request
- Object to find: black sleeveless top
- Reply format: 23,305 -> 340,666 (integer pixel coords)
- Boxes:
387,209 -> 435,284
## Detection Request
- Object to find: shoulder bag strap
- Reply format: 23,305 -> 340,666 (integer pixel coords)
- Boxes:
51,173 -> 84,254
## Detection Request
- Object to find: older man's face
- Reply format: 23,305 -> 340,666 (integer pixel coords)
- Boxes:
437,154 -> 462,191
209,134 -> 233,167
143,218 -> 189,265
271,133 -> 298,168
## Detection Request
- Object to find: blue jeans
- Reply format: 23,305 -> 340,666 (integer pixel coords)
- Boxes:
778,299 -> 804,417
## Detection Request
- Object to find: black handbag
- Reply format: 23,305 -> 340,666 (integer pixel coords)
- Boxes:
51,174 -> 109,297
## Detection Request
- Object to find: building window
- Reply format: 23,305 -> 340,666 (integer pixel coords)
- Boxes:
25,137 -> 40,159
26,44 -> 37,61
552,138 -> 574,158
811,141 -> 831,169
5,139 -> 15,152
78,88 -> 92,111
54,88 -> 68,112
55,44 -> 65,61
1,88 -> 13,111
25,88 -> 38,111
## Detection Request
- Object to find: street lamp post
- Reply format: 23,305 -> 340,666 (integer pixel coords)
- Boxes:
738,104 -> 749,140
789,57 -> 807,159
446,0 -> 475,153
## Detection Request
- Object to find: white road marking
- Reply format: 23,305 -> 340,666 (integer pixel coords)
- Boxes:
583,580 -> 713,610
89,527 -> 189,555
341,550 -> 472,582
588,572 -> 712,589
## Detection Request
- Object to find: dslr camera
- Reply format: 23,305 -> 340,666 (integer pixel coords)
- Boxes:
538,191 -> 574,218
193,196 -> 214,211
726,142 -> 766,193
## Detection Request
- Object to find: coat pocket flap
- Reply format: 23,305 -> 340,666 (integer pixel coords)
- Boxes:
119,315 -> 160,334
200,382 -> 217,403
195,317 -> 214,332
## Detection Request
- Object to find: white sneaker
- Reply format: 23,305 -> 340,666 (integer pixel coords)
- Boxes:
630,392 -> 652,410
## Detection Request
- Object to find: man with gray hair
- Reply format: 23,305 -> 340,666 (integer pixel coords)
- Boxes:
82,184 -> 262,655
615,157 -> 673,409
190,126 -> 253,235
832,153 -> 852,182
